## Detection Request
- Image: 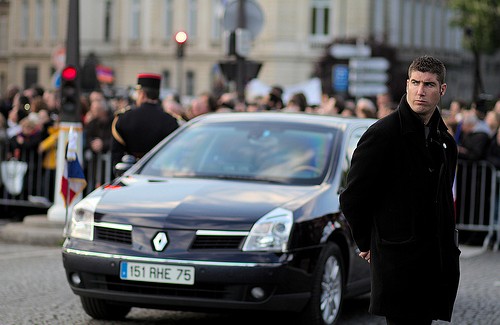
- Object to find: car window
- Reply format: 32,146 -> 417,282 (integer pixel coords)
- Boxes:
139,121 -> 339,185
340,127 -> 367,190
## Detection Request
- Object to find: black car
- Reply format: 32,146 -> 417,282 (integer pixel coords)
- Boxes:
62,112 -> 374,325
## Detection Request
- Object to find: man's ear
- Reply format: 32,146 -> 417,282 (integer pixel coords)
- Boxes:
440,84 -> 447,96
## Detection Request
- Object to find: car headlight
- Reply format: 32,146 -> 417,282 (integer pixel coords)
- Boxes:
242,208 -> 293,252
65,197 -> 100,240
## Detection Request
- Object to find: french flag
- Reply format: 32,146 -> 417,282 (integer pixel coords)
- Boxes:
60,127 -> 87,207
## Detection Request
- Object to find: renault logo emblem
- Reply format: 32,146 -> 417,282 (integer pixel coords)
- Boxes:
152,232 -> 168,252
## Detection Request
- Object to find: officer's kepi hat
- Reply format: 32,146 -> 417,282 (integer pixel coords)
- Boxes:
135,73 -> 161,91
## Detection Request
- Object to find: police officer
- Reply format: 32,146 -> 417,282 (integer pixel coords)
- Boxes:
111,73 -> 178,170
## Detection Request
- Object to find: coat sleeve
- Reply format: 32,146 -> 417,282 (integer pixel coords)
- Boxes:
339,124 -> 390,252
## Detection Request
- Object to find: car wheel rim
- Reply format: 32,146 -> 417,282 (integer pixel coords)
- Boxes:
320,255 -> 342,324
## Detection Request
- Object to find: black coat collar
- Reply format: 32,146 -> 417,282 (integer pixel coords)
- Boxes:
397,94 -> 448,137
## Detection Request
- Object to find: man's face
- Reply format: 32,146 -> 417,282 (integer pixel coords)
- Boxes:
406,70 -> 446,123
135,89 -> 144,106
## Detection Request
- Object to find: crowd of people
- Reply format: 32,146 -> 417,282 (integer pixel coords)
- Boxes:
0,77 -> 499,200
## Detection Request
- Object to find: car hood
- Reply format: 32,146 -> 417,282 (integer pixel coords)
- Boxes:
94,176 -> 320,230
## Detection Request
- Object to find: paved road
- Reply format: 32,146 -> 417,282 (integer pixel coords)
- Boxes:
0,243 -> 498,324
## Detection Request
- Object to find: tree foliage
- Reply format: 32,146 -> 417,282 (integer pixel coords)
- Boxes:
449,0 -> 500,55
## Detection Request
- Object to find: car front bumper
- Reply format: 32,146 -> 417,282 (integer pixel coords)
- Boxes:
62,247 -> 315,312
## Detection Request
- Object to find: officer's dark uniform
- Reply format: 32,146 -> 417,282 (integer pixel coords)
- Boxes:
111,73 -> 179,168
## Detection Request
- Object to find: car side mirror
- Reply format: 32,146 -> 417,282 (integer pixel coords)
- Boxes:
114,155 -> 137,177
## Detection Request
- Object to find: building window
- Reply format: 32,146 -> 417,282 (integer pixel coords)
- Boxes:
389,0 -> 401,46
401,0 -> 412,47
423,2 -> 433,48
130,0 -> 141,41
164,0 -> 174,41
186,70 -> 195,97
188,0 -> 198,39
0,14 -> 8,52
35,0 -> 43,41
20,0 -> 29,41
211,0 -> 225,42
310,0 -> 330,37
162,70 -> 171,89
372,0 -> 386,42
104,0 -> 112,42
50,0 -> 59,41
413,1 -> 422,47
434,3 -> 443,49
24,66 -> 39,90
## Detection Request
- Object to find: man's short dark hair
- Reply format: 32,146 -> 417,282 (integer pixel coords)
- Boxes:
408,55 -> 446,85
142,87 -> 160,100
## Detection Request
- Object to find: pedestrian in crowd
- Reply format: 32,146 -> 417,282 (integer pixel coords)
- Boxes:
376,101 -> 397,119
38,119 -> 59,201
443,99 -> 467,138
162,93 -> 187,125
494,98 -> 500,114
486,125 -> 500,169
23,84 -> 44,102
457,110 -> 491,161
376,92 -> 393,112
262,85 -> 284,111
111,73 -> 179,169
0,84 -> 20,120
485,110 -> 500,136
9,117 -> 42,155
318,94 -> 344,116
340,55 -> 460,325
216,91 -> 237,112
355,97 -> 377,118
184,91 -> 217,121
6,94 -> 30,139
283,92 -> 308,112
340,100 -> 356,117
84,98 -> 113,156
470,98 -> 493,137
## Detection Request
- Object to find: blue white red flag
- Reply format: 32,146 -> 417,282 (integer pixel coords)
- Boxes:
61,156 -> 87,207
60,127 -> 87,207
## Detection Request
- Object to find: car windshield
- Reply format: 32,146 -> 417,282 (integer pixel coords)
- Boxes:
139,120 -> 340,185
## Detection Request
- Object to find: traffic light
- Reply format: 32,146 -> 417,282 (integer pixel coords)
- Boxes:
59,65 -> 81,122
174,31 -> 188,58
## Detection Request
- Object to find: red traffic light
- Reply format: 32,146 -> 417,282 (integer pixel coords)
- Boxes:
174,31 -> 188,44
61,66 -> 78,81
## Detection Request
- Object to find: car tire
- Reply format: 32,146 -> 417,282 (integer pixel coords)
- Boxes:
80,296 -> 131,320
300,242 -> 344,325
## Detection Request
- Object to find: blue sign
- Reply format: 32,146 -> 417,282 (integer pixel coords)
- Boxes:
333,65 -> 349,92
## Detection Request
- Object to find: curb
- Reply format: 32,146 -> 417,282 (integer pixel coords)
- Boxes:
0,215 -> 65,247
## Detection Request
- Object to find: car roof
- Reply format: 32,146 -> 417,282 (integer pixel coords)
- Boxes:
189,112 -> 376,130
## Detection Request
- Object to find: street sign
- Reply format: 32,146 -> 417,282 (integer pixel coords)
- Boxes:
349,57 -> 390,71
330,44 -> 371,58
349,84 -> 388,97
333,65 -> 349,92
348,57 -> 390,97
349,72 -> 388,83
223,0 -> 264,40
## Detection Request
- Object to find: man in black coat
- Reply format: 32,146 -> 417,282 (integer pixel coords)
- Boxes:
111,73 -> 179,169
340,56 -> 460,325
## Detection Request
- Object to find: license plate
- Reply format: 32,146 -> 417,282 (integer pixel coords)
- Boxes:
120,262 -> 195,285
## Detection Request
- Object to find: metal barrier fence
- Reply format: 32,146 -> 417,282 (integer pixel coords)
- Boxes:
0,140 -> 499,251
0,141 -> 112,217
455,160 -> 500,251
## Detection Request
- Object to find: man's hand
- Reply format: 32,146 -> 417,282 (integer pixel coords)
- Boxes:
359,250 -> 371,263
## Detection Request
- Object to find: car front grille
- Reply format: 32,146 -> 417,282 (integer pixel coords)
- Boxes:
94,226 -> 132,245
190,235 -> 245,250
92,225 -> 246,250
